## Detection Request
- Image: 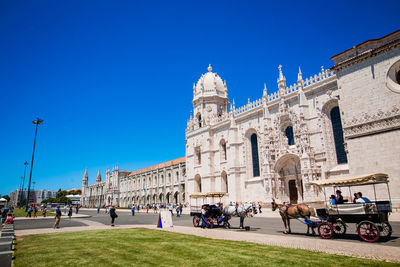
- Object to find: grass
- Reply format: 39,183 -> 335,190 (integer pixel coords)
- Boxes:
14,228 -> 397,267
12,208 -> 55,218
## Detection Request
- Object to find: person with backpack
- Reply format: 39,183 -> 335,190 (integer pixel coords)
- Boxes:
54,206 -> 62,229
109,206 -> 118,226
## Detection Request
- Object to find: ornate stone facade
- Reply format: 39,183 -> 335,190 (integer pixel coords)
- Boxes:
186,31 -> 400,206
81,158 -> 186,207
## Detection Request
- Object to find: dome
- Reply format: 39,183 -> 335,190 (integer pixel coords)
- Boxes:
194,64 -> 227,99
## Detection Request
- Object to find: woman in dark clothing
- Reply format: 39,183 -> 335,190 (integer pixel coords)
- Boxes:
335,190 -> 344,204
109,206 -> 118,226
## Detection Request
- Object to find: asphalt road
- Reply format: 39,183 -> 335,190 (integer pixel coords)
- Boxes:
15,209 -> 400,247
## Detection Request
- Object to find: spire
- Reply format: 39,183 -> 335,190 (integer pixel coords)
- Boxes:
83,168 -> 88,180
277,65 -> 286,96
263,83 -> 268,97
96,169 -> 101,182
278,65 -> 284,81
208,64 -> 212,72
297,66 -> 303,81
190,110 -> 193,119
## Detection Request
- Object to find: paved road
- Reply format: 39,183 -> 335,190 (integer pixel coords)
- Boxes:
15,209 -> 400,247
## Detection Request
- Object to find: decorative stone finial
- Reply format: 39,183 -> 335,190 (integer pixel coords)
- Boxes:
321,66 -> 325,73
278,65 -> 284,81
208,64 -> 212,72
263,83 -> 268,96
298,66 -> 303,81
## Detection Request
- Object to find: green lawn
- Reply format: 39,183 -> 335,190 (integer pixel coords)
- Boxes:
14,229 -> 397,267
12,208 -> 55,217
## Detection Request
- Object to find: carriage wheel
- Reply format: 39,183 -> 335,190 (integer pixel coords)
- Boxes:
192,216 -> 200,227
207,218 -> 213,229
332,220 -> 346,236
357,221 -> 380,242
318,222 -> 334,239
378,222 -> 392,239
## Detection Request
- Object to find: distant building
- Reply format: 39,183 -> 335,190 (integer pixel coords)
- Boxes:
9,189 -> 57,206
81,158 -> 186,207
66,195 -> 81,205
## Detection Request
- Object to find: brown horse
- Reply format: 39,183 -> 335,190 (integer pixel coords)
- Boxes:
271,198 -> 315,235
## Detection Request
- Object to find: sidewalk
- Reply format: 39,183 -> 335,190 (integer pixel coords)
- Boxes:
14,223 -> 400,263
14,213 -> 90,220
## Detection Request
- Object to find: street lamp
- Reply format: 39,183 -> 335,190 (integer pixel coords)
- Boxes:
25,118 -> 44,211
20,161 -> 29,207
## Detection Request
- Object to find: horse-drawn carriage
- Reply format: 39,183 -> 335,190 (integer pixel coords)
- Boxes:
309,173 -> 393,242
190,193 -> 224,228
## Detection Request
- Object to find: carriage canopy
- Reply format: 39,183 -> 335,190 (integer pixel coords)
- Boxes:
309,173 -> 388,187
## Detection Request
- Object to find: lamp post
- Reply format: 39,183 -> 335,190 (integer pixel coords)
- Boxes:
25,118 -> 44,211
21,161 -> 29,207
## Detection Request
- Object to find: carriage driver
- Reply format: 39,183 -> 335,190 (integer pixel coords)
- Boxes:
200,205 -> 209,228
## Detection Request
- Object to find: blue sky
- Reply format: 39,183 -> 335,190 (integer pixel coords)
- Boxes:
1,0 -> 399,196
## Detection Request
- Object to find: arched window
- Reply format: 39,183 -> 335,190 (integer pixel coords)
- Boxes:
197,114 -> 202,127
176,171 -> 179,183
221,172 -> 228,193
330,107 -> 348,164
195,147 -> 201,165
285,126 -> 295,145
195,175 -> 201,193
168,173 -> 171,184
250,134 -> 260,177
160,175 -> 164,185
220,140 -> 227,161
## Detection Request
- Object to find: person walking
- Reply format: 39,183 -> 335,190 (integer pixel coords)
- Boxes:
68,207 -> 73,219
176,205 -> 180,217
97,205 -> 100,214
258,202 -> 262,214
33,205 -> 38,218
27,206 -> 33,218
54,206 -> 62,229
109,206 -> 118,226
179,203 -> 183,216
42,206 -> 47,217
131,205 -> 135,216
169,204 -> 173,216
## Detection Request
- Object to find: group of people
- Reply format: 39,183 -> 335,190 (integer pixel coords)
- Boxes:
330,190 -> 371,205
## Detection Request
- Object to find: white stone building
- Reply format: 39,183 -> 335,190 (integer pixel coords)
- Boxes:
82,30 -> 400,208
81,158 -> 186,207
185,30 -> 400,207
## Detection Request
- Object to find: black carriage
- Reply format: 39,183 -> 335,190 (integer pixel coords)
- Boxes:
310,173 -> 393,242
190,192 -> 225,228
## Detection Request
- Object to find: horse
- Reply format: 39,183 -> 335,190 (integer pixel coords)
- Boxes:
271,198 -> 315,235
223,203 -> 257,229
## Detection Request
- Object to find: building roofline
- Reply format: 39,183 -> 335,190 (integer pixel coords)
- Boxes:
330,29 -> 400,60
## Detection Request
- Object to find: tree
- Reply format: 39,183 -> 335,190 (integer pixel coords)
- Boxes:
2,195 -> 10,202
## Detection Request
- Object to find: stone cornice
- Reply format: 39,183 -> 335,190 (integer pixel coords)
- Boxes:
343,105 -> 400,139
331,39 -> 400,72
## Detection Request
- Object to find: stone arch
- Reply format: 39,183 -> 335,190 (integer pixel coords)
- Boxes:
244,128 -> 261,178
196,112 -> 202,127
166,192 -> 171,203
221,171 -> 228,193
153,194 -> 157,203
194,174 -> 202,193
159,193 -> 164,203
174,191 -> 179,203
220,138 -> 227,161
321,99 -> 347,165
274,154 -> 302,204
